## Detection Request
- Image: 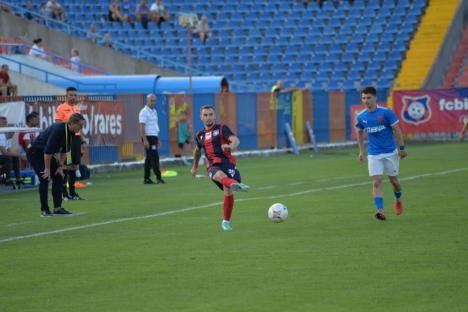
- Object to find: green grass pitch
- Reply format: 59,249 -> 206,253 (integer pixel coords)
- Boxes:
1,142 -> 467,312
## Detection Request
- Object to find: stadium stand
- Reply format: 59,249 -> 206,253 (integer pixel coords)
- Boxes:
1,0 -> 427,92
443,25 -> 468,88
392,0 -> 459,91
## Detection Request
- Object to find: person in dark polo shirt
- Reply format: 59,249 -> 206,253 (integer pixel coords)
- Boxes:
27,113 -> 85,217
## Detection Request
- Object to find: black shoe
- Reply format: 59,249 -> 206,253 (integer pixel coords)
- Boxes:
156,179 -> 165,184
63,194 -> 72,200
375,211 -> 387,221
53,207 -> 72,215
15,180 -> 25,189
144,179 -> 155,184
41,209 -> 53,217
70,193 -> 84,200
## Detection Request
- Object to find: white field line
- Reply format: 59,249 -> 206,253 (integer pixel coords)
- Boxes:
1,167 -> 467,244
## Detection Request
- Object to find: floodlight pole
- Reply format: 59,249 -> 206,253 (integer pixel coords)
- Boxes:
187,26 -> 193,97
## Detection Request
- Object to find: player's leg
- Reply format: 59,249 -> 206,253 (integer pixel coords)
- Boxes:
222,186 -> 234,231
384,153 -> 403,215
368,155 -> 386,220
210,168 -> 240,189
208,168 -> 234,230
52,172 -> 71,215
149,137 -> 163,183
143,143 -> 153,184
26,149 -> 52,216
62,169 -> 71,199
69,136 -> 83,199
0,155 -> 13,187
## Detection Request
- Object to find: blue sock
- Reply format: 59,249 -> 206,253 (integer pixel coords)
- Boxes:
394,191 -> 402,201
373,197 -> 384,211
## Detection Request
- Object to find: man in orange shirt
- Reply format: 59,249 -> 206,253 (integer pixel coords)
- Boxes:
55,87 -> 85,200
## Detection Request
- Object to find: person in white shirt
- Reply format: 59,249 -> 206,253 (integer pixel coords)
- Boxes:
139,94 -> 165,184
46,0 -> 64,21
29,38 -> 47,59
150,0 -> 170,28
70,48 -> 80,72
193,15 -> 211,44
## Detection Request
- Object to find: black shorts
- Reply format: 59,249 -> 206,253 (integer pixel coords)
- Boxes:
177,139 -> 190,149
208,160 -> 241,191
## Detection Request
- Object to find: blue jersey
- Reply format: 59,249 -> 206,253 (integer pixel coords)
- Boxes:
355,106 -> 399,155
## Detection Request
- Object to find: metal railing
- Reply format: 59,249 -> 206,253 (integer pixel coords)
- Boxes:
0,55 -> 118,91
0,42 -> 111,75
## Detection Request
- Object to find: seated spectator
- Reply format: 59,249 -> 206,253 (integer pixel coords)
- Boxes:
18,112 -> 40,152
86,23 -> 98,44
0,64 -> 18,96
24,1 -> 34,20
39,2 -> 48,22
0,117 -> 24,189
46,0 -> 65,21
135,0 -> 150,30
70,48 -> 80,72
108,0 -> 132,26
29,38 -> 47,59
99,33 -> 114,49
193,15 -> 211,44
0,3 -> 10,13
150,0 -> 170,28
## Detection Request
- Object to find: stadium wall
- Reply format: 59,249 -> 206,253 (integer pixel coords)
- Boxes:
1,89 -> 393,164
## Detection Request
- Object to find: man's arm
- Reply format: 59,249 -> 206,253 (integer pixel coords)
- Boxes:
190,145 -> 201,177
222,135 -> 240,151
356,128 -> 365,163
392,124 -> 407,159
0,146 -> 22,158
139,123 -> 149,149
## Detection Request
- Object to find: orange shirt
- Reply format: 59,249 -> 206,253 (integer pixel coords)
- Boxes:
56,102 -> 80,122
56,102 -> 81,136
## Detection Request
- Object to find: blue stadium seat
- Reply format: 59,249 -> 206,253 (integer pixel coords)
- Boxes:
4,0 -> 426,90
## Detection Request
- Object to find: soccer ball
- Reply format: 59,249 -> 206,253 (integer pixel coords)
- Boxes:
268,203 -> 288,223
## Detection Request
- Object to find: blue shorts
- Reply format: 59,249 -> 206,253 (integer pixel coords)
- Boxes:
208,161 -> 241,191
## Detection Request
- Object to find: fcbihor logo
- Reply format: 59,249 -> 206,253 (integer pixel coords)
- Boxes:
401,95 -> 432,125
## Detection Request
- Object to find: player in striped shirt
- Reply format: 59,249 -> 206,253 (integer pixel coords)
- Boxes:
191,105 -> 249,231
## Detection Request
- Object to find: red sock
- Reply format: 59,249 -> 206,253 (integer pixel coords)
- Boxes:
223,195 -> 234,221
220,177 -> 238,188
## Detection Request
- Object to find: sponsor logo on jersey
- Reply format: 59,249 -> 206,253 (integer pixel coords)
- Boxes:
365,125 -> 386,133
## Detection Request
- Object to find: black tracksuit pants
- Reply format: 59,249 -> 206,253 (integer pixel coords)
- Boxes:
27,148 -> 63,211
144,136 -> 161,180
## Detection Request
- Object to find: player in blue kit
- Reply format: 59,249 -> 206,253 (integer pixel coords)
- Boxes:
191,105 -> 249,231
355,87 -> 408,221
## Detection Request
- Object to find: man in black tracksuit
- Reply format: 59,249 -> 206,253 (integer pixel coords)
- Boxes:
27,113 -> 85,216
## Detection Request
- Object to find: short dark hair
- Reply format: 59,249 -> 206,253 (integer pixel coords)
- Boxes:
33,38 -> 42,44
200,105 -> 215,112
66,87 -> 77,93
26,112 -> 39,123
68,113 -> 85,124
361,86 -> 377,96
0,116 -> 7,122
